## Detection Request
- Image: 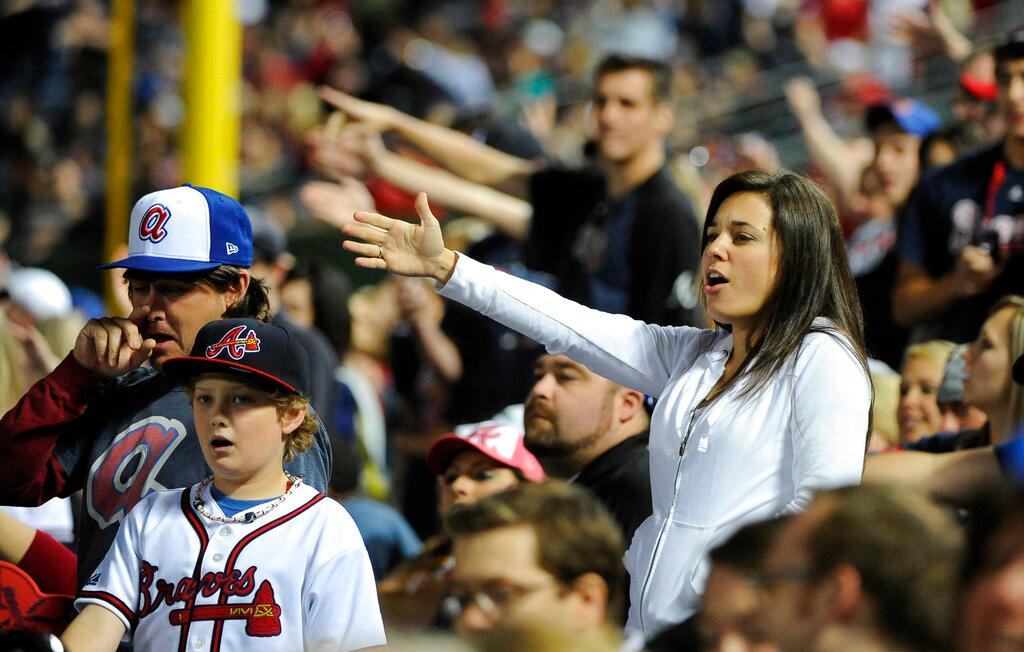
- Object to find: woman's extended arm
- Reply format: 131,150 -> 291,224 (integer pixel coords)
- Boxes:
863,447 -> 1005,507
372,148 -> 533,241
341,194 -> 701,396
321,87 -> 536,197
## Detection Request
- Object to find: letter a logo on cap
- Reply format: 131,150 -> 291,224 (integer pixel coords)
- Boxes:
466,424 -> 518,460
139,204 -> 171,243
206,325 -> 262,361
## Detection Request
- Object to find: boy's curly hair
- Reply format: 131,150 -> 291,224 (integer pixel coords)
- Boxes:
271,392 -> 317,462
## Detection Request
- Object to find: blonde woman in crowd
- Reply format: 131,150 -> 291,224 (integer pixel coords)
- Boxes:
865,296 -> 1024,504
963,296 -> 1024,445
868,369 -> 900,451
898,340 -> 957,444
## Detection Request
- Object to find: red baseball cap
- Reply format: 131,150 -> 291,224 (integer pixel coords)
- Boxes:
426,423 -> 545,483
0,562 -> 74,634
960,72 -> 998,102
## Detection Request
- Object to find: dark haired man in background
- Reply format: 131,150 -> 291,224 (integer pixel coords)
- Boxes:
893,31 -> 1024,343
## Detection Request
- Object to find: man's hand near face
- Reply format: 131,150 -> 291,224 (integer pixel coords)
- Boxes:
73,304 -> 157,378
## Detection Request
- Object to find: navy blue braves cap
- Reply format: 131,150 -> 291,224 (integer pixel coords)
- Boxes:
162,318 -> 310,396
98,185 -> 253,272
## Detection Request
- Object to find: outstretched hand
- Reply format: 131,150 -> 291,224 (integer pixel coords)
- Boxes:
784,76 -> 821,119
342,193 -> 457,282
301,178 -> 376,231
889,0 -> 970,62
320,87 -> 396,132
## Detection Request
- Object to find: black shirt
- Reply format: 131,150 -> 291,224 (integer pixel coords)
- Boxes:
574,430 -> 652,545
899,143 -> 1024,342
441,234 -> 542,425
527,165 -> 701,326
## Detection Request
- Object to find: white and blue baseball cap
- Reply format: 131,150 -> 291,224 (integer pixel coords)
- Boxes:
865,99 -> 942,139
98,184 -> 253,272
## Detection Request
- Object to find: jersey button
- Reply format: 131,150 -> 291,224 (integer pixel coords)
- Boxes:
192,638 -> 204,648
220,527 -> 232,537
213,553 -> 223,562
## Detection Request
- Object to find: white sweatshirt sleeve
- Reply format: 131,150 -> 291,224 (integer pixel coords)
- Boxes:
437,254 -> 705,397
778,332 -> 869,514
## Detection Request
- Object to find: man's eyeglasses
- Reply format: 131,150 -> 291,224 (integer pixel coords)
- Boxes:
442,579 -> 558,621
744,565 -> 821,589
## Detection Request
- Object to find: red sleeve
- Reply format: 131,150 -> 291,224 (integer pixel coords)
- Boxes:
366,175 -> 448,220
18,530 -> 77,596
0,353 -> 105,505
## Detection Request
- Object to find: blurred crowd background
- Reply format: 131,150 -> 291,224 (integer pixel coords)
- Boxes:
1,0 -> 1018,278
4,2 -> 1024,647
2,0 -> 1022,493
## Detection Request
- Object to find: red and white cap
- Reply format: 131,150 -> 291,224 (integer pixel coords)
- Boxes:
426,422 -> 545,483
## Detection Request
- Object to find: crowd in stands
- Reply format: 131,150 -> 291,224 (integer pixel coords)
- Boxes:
4,0 -> 1024,650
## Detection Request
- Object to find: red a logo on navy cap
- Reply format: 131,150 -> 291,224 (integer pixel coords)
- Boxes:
206,325 -> 261,361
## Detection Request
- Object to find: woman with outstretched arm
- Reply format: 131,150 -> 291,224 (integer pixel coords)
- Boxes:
342,170 -> 872,640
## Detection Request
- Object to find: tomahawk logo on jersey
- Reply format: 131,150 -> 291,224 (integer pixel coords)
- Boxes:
134,561 -> 283,638
76,483 -> 386,651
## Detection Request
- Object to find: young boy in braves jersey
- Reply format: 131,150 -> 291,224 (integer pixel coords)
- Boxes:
0,185 -> 331,591
62,319 -> 386,651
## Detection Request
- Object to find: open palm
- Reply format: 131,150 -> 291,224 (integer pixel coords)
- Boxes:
341,193 -> 453,280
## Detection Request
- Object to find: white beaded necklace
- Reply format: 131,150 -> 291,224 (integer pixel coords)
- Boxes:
192,474 -> 302,524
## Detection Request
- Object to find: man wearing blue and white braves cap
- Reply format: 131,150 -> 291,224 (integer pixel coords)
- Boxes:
0,185 -> 331,592
94,184 -> 265,370
99,184 -> 253,273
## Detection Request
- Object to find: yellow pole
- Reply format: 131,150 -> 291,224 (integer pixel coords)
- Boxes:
104,0 -> 133,311
181,0 -> 241,197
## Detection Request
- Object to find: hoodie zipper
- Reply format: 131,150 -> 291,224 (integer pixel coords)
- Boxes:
637,406 -> 702,635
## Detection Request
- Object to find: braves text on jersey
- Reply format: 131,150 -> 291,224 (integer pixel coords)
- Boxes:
76,483 -> 385,652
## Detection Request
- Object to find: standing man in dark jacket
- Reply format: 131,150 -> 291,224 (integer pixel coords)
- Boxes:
321,54 -> 702,326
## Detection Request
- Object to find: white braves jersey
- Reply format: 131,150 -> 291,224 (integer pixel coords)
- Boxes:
76,482 -> 386,651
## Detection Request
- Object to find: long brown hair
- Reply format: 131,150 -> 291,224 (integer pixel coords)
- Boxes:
697,170 -> 869,407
